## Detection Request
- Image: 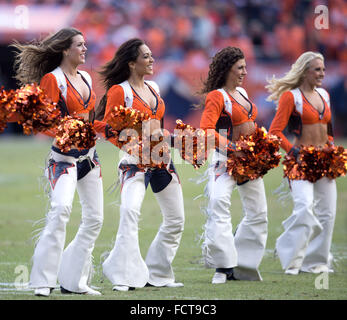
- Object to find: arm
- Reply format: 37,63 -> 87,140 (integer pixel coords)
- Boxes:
327,121 -> 334,144
101,85 -> 126,146
7,74 -> 60,131
326,91 -> 334,144
269,91 -> 296,153
38,74 -> 61,137
24,74 -> 61,137
200,90 -> 236,153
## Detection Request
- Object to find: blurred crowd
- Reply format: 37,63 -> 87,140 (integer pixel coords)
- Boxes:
2,0 -> 345,64
77,0 -> 346,67
1,0 -> 346,135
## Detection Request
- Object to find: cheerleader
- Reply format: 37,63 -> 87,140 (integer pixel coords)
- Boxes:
12,28 -> 103,296
95,38 -> 184,291
199,47 -> 268,283
267,51 -> 336,275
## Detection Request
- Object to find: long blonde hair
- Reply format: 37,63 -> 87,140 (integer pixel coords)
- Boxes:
11,27 -> 82,86
266,51 -> 324,104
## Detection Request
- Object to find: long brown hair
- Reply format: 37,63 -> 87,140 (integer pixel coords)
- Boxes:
12,27 -> 83,86
95,38 -> 145,121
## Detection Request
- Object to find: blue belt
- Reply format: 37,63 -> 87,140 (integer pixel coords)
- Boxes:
51,146 -> 90,158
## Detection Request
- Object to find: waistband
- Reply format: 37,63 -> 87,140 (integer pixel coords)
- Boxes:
51,146 -> 96,164
118,150 -> 172,171
51,146 -> 90,158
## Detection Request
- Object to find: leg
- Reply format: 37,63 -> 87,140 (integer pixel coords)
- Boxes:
145,173 -> 185,286
30,164 -> 77,289
102,172 -> 149,288
202,171 -> 237,269
275,179 -> 322,272
301,177 -> 337,273
233,178 -> 268,281
58,165 -> 104,292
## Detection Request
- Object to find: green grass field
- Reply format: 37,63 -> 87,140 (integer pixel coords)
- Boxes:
0,137 -> 346,300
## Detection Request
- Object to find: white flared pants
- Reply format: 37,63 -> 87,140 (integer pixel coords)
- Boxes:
102,165 -> 185,288
203,160 -> 268,281
276,177 -> 336,272
29,148 -> 104,292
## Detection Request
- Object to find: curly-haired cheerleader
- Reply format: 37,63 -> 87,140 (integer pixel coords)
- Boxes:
199,47 -> 269,283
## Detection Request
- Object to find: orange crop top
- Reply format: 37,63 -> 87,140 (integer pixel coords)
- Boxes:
40,72 -> 96,116
7,72 -> 97,137
269,90 -> 333,152
200,89 -> 257,148
103,83 -> 165,122
98,83 -> 165,147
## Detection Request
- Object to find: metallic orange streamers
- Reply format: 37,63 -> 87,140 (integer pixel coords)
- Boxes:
283,144 -> 347,183
226,126 -> 282,184
107,105 -> 170,169
174,119 -> 211,168
13,84 -> 61,135
0,87 -> 17,133
55,116 -> 96,153
0,84 -> 61,134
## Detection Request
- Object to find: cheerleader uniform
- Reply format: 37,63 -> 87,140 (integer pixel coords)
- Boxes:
29,67 -> 104,293
269,88 -> 336,274
101,81 -> 185,288
200,88 -> 268,281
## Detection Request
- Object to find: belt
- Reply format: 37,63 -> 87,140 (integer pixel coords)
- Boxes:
51,146 -> 91,160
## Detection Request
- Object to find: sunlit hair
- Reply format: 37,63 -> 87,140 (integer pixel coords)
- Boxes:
11,27 -> 83,86
266,51 -> 324,104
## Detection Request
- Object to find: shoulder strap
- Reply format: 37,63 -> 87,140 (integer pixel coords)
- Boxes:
290,88 -> 303,115
50,66 -> 67,99
217,88 -> 232,115
145,80 -> 160,96
316,88 -> 330,107
50,68 -> 93,99
78,70 -> 92,87
119,80 -> 161,108
236,86 -> 248,98
119,80 -> 133,108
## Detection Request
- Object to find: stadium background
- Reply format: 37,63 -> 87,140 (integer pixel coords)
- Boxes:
0,0 -> 346,137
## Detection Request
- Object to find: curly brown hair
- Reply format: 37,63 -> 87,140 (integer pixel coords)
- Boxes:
201,47 -> 244,94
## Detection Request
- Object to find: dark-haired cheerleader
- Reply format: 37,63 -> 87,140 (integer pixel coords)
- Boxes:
198,47 -> 275,283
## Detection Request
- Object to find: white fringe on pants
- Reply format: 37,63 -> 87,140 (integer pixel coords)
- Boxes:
276,177 -> 336,273
202,152 -> 268,280
29,148 -> 103,292
102,162 -> 184,287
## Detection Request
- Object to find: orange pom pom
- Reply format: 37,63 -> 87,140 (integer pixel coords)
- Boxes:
226,126 -> 282,183
55,116 -> 96,153
0,87 -> 17,133
14,84 -> 61,135
107,106 -> 170,169
174,119 -> 211,169
283,144 -> 347,182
